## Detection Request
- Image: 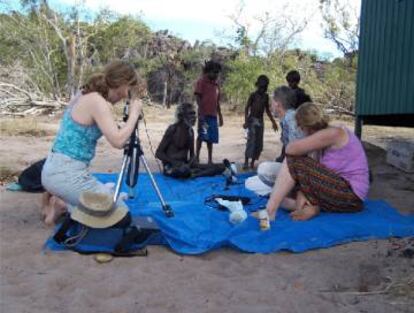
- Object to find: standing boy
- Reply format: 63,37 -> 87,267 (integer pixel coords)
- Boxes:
285,70 -> 312,109
243,75 -> 278,169
194,60 -> 223,164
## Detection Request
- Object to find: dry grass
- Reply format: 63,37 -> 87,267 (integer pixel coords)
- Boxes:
388,277 -> 414,299
2,102 -> 412,146
0,118 -> 52,137
0,165 -> 19,184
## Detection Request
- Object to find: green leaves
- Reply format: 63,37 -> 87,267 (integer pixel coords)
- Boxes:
91,15 -> 151,63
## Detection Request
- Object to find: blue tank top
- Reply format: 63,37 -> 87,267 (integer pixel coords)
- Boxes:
52,94 -> 102,164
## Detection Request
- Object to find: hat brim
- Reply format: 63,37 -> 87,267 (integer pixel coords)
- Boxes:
71,204 -> 128,229
245,175 -> 273,196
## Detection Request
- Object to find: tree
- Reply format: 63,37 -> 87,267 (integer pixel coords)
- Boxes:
320,57 -> 357,112
0,2 -> 66,98
227,0 -> 309,57
91,15 -> 151,63
319,0 -> 360,65
222,55 -> 265,108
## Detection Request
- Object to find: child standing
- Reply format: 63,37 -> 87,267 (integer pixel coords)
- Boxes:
285,70 -> 312,109
243,75 -> 278,169
194,60 -> 223,164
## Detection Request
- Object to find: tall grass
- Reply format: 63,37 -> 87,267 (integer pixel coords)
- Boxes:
0,118 -> 51,136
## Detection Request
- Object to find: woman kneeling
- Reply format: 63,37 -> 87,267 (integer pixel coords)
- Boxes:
265,102 -> 369,221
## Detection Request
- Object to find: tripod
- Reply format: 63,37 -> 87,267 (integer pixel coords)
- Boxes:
112,98 -> 174,217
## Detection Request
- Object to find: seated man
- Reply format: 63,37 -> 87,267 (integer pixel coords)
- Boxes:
156,103 -> 226,178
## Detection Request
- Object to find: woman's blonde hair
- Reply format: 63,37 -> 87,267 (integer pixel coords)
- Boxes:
295,102 -> 329,131
82,60 -> 139,99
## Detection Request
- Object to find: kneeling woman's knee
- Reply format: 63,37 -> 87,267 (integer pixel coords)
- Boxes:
285,155 -> 317,179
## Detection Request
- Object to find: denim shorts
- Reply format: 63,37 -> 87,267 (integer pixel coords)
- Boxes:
197,115 -> 219,143
41,152 -> 125,212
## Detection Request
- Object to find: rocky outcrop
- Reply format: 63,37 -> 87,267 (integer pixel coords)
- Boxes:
138,30 -> 237,105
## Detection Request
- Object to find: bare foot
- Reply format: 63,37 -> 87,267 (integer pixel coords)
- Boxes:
290,205 -> 320,221
41,192 -> 52,218
295,191 -> 310,211
44,196 -> 67,226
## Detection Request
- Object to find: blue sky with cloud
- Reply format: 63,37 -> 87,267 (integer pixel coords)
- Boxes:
5,0 -> 361,59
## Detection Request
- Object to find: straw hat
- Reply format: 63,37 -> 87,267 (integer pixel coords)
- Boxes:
71,191 -> 128,229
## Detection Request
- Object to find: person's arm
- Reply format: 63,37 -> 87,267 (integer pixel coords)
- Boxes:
286,127 -> 343,156
265,96 -> 278,131
217,103 -> 223,127
243,94 -> 253,128
155,126 -> 178,165
188,130 -> 196,165
217,90 -> 223,127
90,94 -> 142,149
195,94 -> 202,110
194,78 -> 203,117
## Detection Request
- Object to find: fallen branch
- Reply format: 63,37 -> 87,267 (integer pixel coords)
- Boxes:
325,105 -> 355,116
0,82 -> 34,100
0,80 -> 67,116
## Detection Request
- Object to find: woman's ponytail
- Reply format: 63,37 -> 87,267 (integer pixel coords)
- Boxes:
82,73 -> 109,99
82,60 -> 139,100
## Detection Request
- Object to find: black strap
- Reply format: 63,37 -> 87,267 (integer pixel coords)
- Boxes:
53,215 -> 76,244
211,194 -> 251,204
204,194 -> 251,211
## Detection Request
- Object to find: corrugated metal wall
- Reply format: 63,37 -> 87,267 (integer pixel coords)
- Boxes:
356,0 -> 414,116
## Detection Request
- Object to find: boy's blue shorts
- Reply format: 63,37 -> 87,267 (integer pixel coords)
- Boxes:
197,115 -> 219,143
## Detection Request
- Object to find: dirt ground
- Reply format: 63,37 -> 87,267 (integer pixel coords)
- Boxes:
0,106 -> 413,313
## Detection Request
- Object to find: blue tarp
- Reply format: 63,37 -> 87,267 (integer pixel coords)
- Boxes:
46,173 -> 414,254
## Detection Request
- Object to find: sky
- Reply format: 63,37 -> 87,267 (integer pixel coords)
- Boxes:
6,0 -> 361,59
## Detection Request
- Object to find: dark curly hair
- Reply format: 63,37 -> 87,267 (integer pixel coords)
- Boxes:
255,75 -> 269,87
203,60 -> 222,74
285,70 -> 301,84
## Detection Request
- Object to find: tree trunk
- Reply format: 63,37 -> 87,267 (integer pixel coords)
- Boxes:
162,81 -> 168,108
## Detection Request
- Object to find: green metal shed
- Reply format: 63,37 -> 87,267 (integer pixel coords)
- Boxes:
355,0 -> 414,136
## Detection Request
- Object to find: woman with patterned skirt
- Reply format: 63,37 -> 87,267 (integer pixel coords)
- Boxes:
263,102 -> 370,221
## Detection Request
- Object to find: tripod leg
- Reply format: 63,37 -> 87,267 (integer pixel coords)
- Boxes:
127,145 -> 139,199
139,155 -> 174,217
113,155 -> 130,204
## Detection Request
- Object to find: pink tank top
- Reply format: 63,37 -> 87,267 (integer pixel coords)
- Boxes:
320,127 -> 369,200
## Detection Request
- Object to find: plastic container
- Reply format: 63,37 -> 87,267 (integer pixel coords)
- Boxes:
386,141 -> 414,173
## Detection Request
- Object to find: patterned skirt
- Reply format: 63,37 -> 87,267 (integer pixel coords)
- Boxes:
286,155 -> 363,213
